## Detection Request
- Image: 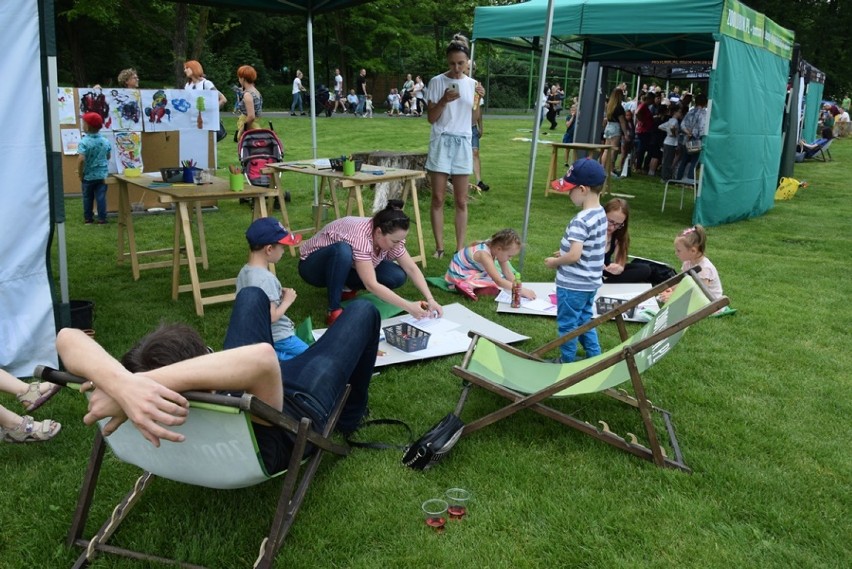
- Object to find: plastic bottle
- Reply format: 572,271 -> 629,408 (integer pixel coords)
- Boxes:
511,271 -> 522,308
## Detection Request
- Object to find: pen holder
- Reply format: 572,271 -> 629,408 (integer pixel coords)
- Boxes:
342,159 -> 356,176
229,173 -> 245,192
182,166 -> 198,183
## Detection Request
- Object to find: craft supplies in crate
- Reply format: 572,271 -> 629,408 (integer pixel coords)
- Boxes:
383,322 -> 431,352
595,296 -> 636,319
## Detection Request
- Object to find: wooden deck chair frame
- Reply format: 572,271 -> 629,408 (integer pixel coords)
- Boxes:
34,366 -> 351,569
451,269 -> 729,473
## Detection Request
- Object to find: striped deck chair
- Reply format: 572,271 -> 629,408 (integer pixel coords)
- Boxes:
451,269 -> 729,473
34,366 -> 350,569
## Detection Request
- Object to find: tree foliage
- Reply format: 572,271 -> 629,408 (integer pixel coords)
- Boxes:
53,0 -> 850,102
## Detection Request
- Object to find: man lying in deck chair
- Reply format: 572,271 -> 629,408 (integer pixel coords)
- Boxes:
47,287 -> 380,568
57,287 -> 379,462
451,269 -> 728,473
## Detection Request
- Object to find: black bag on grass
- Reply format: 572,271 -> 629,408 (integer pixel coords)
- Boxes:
630,258 -> 677,286
402,413 -> 465,471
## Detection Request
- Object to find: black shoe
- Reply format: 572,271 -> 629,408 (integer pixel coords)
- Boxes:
477,180 -> 490,192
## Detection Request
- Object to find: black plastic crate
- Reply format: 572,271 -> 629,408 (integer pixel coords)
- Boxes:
160,167 -> 184,183
383,322 -> 430,352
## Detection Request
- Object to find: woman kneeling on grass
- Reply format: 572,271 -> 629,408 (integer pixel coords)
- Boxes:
298,200 -> 442,326
444,228 -> 536,302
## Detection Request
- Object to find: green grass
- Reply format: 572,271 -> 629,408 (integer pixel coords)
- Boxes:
1,116 -> 850,568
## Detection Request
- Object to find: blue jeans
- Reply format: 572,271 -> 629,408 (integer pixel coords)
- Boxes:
82,179 -> 107,222
355,94 -> 366,115
556,287 -> 600,363
224,287 -> 378,435
676,145 -> 700,180
298,242 -> 406,310
291,91 -> 303,113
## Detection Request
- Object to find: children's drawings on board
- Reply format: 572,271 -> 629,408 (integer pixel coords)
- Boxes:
61,129 -> 81,155
113,131 -> 143,173
141,89 -> 219,132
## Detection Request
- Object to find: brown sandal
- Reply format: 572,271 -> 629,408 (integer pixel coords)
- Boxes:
2,415 -> 62,443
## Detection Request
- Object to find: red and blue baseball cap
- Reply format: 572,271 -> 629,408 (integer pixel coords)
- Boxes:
246,217 -> 301,247
561,157 -> 607,190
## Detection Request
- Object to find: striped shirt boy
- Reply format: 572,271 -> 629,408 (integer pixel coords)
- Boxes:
555,207 -> 607,292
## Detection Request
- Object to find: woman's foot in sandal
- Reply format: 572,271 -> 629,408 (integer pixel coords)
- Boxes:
432,249 -> 444,259
17,382 -> 62,413
2,415 -> 61,443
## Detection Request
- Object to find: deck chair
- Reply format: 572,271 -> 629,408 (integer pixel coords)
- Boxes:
33,366 -> 351,569
800,137 -> 833,161
451,269 -> 729,473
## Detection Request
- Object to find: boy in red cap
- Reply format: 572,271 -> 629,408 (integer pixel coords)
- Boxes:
78,112 -> 112,224
544,158 -> 608,362
236,217 -> 307,361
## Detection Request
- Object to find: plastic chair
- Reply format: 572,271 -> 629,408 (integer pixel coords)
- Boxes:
451,269 -> 729,473
662,164 -> 700,211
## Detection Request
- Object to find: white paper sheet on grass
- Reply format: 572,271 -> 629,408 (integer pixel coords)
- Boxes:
313,302 -> 529,368
496,282 -> 658,323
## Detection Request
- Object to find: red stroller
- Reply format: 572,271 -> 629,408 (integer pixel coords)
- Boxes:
237,128 -> 284,187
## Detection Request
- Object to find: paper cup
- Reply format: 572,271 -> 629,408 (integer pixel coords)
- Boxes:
229,173 -> 245,192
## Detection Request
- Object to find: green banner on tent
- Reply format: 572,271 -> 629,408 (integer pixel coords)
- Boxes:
720,0 -> 794,59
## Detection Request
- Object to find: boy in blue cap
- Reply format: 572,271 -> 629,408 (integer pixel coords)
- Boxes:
237,217 -> 308,361
544,158 -> 608,362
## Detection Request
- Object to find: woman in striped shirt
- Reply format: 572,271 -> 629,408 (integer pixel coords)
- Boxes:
298,200 -> 442,325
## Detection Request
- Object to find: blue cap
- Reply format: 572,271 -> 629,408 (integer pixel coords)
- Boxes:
245,217 -> 301,247
562,157 -> 607,190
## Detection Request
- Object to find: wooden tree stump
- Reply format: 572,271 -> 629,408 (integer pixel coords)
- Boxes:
351,150 -> 429,212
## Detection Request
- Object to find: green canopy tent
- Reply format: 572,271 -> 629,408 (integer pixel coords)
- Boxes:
473,0 -> 795,231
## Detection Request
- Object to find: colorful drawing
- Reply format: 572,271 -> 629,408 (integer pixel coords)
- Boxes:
106,89 -> 143,131
113,131 -> 143,173
57,87 -> 77,125
145,90 -> 171,124
140,89 -> 219,132
78,89 -> 111,129
60,129 -> 81,155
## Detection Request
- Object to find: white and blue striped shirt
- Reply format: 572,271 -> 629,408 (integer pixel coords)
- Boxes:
556,207 -> 607,292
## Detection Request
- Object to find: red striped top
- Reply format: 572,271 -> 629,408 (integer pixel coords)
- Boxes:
299,217 -> 407,266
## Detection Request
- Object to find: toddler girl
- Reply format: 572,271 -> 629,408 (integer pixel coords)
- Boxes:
444,229 -> 536,301
659,224 -> 723,303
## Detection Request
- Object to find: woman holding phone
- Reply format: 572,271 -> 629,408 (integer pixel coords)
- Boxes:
425,33 -> 485,259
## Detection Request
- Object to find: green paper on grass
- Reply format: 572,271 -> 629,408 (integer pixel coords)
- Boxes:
426,276 -> 453,292
342,293 -> 405,319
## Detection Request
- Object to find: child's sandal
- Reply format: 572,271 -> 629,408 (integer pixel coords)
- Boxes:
2,416 -> 62,443
16,381 -> 62,412
432,249 -> 444,259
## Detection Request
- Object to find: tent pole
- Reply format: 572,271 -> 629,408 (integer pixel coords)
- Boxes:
307,13 -> 319,205
518,0 -> 556,271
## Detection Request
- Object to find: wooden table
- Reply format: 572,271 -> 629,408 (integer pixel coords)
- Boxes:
115,174 -> 277,316
544,142 -> 618,197
269,161 -> 428,268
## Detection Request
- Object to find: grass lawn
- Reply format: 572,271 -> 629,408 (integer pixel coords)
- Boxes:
1,115 -> 849,568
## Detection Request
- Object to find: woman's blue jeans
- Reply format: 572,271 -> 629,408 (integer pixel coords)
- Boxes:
223,287 -> 379,433
298,242 -> 406,310
291,91 -> 303,113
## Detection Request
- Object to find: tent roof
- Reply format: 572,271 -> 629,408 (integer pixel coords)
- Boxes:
184,0 -> 373,15
473,0 -> 793,62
